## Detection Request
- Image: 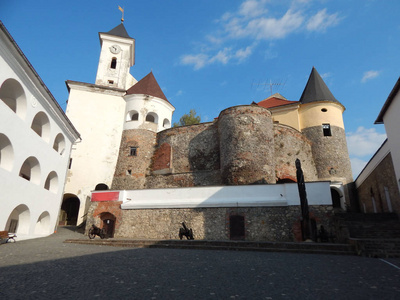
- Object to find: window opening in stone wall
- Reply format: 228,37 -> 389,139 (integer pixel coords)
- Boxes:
131,113 -> 139,121
146,114 -> 155,123
110,58 -> 117,69
229,215 -> 245,240
108,80 -> 114,84
129,147 -> 137,156
321,108 -> 327,112
126,169 -> 132,175
69,158 -> 72,169
322,124 -> 331,136
384,186 -> 393,212
331,188 -> 341,208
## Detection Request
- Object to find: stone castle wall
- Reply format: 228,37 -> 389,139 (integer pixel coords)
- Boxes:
218,106 -> 275,184
357,153 -> 400,213
302,125 -> 353,183
112,129 -> 157,190
114,205 -> 334,242
274,124 -> 318,182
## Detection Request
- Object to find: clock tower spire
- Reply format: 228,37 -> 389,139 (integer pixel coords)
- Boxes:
95,23 -> 136,89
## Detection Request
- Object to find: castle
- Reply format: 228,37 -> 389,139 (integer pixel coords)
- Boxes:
63,23 -> 354,241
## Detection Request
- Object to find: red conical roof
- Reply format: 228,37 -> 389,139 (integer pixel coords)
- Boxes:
126,71 -> 169,103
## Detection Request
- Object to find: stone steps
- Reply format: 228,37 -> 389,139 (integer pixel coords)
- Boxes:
64,238 -> 356,256
333,213 -> 400,257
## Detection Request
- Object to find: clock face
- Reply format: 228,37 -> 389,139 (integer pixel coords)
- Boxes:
110,45 -> 121,54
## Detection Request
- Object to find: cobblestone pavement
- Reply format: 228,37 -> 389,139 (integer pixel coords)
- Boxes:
0,227 -> 399,299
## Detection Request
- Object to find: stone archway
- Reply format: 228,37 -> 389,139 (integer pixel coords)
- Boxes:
59,194 -> 80,225
331,188 -> 341,208
5,204 -> 30,234
100,212 -> 116,238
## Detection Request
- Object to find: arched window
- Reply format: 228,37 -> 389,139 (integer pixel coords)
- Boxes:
0,134 -> 14,171
110,58 -> 117,69
19,156 -> 41,184
95,183 -> 109,191
145,112 -> 158,124
6,204 -> 30,234
53,133 -> 66,154
126,110 -> 139,121
0,78 -> 27,118
31,112 -> 51,142
35,211 -> 51,235
163,118 -> 171,128
44,171 -> 59,193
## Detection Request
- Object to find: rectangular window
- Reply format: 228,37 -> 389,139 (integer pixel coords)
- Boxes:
322,124 -> 332,136
129,147 -> 137,156
69,158 -> 72,169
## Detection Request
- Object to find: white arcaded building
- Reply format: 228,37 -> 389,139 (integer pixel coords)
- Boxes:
63,23 -> 175,226
0,21 -> 80,239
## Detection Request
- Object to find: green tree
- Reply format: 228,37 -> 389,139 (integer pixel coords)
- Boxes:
173,109 -> 201,127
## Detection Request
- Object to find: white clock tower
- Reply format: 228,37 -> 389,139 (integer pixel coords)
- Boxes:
95,23 -> 136,89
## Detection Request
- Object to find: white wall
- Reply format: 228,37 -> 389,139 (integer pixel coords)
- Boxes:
116,182 -> 332,209
64,83 -> 126,223
383,92 -> 400,191
0,27 -> 78,239
124,94 -> 175,132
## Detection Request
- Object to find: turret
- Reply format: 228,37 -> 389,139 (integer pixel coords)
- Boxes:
299,67 -> 353,207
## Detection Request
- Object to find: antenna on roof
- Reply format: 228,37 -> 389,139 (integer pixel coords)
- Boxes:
118,6 -> 125,23
252,79 -> 286,96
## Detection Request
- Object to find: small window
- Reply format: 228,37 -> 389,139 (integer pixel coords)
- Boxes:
146,114 -> 155,123
321,108 -> 327,112
108,80 -> 114,84
129,147 -> 137,156
131,113 -> 139,121
68,158 -> 72,169
110,58 -> 117,69
322,124 -> 331,136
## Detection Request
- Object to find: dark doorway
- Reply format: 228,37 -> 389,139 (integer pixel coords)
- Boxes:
101,212 -> 116,238
95,183 -> 109,191
60,196 -> 80,225
331,189 -> 341,208
230,215 -> 245,240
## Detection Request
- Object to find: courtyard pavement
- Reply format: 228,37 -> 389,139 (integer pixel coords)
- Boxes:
0,227 -> 399,299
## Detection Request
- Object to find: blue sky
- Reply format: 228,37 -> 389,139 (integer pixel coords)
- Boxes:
1,0 -> 398,178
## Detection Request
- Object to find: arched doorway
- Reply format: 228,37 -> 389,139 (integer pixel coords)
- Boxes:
331,188 -> 341,208
95,183 -> 109,191
5,204 -> 30,234
100,212 -> 116,238
59,195 -> 80,225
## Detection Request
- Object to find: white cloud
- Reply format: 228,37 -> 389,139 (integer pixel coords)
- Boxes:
361,70 -> 380,83
306,8 -> 341,32
181,1 -> 344,70
346,126 -> 386,157
350,157 -> 368,179
180,53 -> 209,70
181,45 -> 255,69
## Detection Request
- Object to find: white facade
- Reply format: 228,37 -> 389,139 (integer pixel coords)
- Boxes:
0,22 -> 80,239
64,82 -> 126,223
90,181 -> 332,209
64,23 -> 174,226
124,94 -> 174,132
95,30 -> 136,89
375,78 -> 400,193
381,92 -> 400,191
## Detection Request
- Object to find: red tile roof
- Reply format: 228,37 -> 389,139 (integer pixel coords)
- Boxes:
257,93 -> 298,109
126,71 -> 169,103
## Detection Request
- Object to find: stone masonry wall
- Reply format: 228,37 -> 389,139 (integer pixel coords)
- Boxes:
218,105 -> 275,185
274,124 -> 318,182
302,125 -> 353,183
115,205 -> 334,242
357,153 -> 400,214
112,129 -> 157,190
